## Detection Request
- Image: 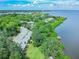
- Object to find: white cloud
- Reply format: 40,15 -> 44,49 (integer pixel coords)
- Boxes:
11,4 -> 33,8
33,1 -> 38,4
6,0 -> 79,10
49,4 -> 53,7
12,4 -> 21,7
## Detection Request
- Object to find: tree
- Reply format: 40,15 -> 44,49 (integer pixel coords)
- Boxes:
0,48 -> 9,59
0,33 -> 23,59
9,51 -> 22,59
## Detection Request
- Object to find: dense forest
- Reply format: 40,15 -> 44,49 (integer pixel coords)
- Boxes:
0,12 -> 70,59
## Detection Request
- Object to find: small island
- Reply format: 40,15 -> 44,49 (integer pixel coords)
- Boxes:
0,12 -> 70,59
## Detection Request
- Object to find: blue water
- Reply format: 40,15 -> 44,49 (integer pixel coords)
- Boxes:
49,10 -> 79,59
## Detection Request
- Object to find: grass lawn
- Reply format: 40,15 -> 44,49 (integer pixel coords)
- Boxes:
26,44 -> 45,59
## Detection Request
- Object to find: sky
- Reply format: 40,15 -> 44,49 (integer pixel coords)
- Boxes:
0,0 -> 79,10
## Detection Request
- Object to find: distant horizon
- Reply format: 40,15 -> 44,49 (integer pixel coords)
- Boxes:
0,10 -> 79,13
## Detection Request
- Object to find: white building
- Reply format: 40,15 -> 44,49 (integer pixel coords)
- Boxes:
13,27 -> 32,49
